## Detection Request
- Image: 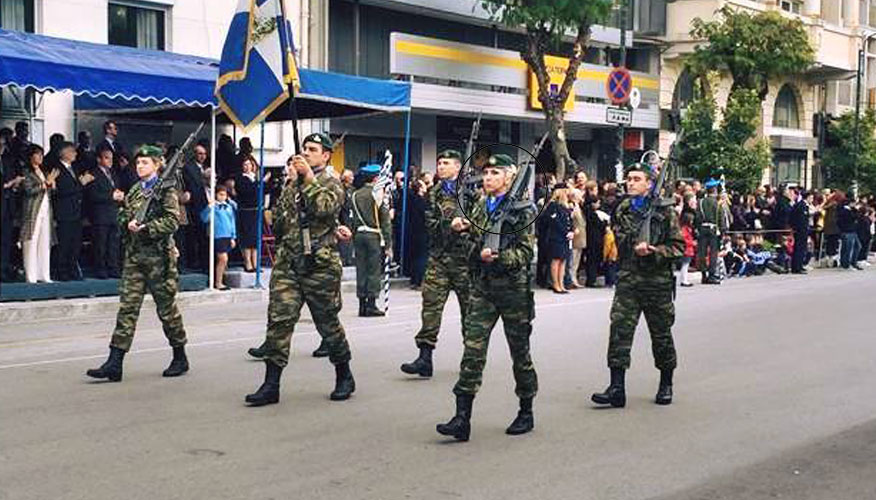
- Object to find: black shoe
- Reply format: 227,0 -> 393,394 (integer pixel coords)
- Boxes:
330,362 -> 356,401
506,397 -> 534,435
248,341 -> 268,359
655,369 -> 673,405
363,296 -> 386,317
437,394 -> 474,442
358,298 -> 367,317
86,346 -> 125,382
312,340 -> 330,358
245,361 -> 283,406
703,277 -> 721,285
591,368 -> 626,408
162,345 -> 189,377
400,346 -> 433,377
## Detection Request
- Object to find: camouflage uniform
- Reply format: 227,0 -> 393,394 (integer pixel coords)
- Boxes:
607,198 -> 685,370
453,196 -> 538,399
264,167 -> 351,367
350,182 -> 391,299
110,181 -> 187,351
414,181 -> 473,348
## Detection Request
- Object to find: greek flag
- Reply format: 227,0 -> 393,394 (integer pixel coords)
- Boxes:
215,0 -> 300,131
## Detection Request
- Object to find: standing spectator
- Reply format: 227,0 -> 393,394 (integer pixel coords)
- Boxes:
391,170 -> 406,269
21,145 -> 55,283
407,176 -> 428,289
8,122 -> 31,172
231,137 -> 254,188
729,194 -> 748,232
181,144 -> 210,273
836,192 -> 862,270
87,147 -> 123,279
74,131 -> 96,175
338,169 -> 355,266
545,187 -> 573,294
678,211 -> 696,287
234,157 -> 263,272
573,171 -> 588,191
583,180 -> 604,288
202,186 -> 237,290
569,189 -> 587,289
822,191 -> 841,266
44,133 -> 66,171
97,120 -> 125,168
216,134 -> 236,183
53,142 -> 90,281
788,187 -> 810,274
856,203 -> 873,266
1,130 -> 24,281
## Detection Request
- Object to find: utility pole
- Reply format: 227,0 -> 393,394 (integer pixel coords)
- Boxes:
615,0 -> 629,183
853,46 -> 863,200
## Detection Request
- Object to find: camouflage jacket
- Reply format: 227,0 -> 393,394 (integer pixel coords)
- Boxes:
465,195 -> 535,283
273,167 -> 343,254
118,182 -> 179,259
613,197 -> 685,289
425,181 -> 475,258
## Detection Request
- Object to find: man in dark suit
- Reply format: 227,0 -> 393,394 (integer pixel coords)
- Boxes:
181,144 -> 210,273
97,120 -> 125,169
88,146 -> 123,279
8,121 -> 30,173
1,130 -> 24,281
74,131 -> 97,175
789,187 -> 810,274
53,142 -> 91,281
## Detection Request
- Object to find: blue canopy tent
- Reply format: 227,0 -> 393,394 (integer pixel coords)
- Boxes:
0,28 -> 412,295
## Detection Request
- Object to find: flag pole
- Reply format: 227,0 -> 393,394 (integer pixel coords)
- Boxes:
255,121 -> 266,288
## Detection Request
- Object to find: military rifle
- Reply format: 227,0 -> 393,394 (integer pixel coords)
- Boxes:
482,152 -> 539,255
638,126 -> 683,245
134,122 -> 205,225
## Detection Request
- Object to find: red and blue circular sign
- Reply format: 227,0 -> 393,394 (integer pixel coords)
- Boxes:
606,67 -> 633,105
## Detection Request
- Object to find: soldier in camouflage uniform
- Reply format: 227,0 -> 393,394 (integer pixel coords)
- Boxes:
436,154 -> 537,442
86,145 -> 189,382
349,163 -> 391,317
245,133 -> 355,406
592,164 -> 685,408
400,149 -> 473,378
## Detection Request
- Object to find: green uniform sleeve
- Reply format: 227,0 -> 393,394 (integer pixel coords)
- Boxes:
144,188 -> 180,239
272,183 -> 295,238
653,207 -> 685,262
424,187 -> 442,238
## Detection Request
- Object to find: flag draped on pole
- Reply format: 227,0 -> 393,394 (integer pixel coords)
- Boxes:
377,150 -> 394,313
215,0 -> 300,131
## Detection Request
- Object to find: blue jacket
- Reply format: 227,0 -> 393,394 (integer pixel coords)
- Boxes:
201,199 -> 237,239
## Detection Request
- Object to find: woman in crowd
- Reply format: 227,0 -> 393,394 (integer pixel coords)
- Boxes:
234,157 -> 266,273
569,188 -> 587,289
678,211 -> 696,287
545,186 -> 573,294
583,180 -> 604,288
20,145 -> 56,283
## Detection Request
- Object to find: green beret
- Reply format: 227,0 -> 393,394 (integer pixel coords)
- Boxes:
134,144 -> 164,159
437,149 -> 462,161
486,153 -> 515,169
624,162 -> 654,180
302,132 -> 333,152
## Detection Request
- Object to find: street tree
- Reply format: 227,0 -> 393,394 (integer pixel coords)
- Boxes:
822,110 -> 876,194
481,0 -> 613,180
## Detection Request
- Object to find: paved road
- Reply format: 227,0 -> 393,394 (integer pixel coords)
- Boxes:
1,266 -> 874,500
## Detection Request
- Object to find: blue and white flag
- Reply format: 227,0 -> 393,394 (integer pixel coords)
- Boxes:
216,0 -> 300,131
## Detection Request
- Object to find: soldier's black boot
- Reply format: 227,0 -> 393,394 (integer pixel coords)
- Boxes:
86,346 -> 125,382
591,368 -> 626,408
162,345 -> 189,377
247,341 -> 267,359
245,361 -> 282,406
436,394 -> 474,442
400,346 -> 433,377
358,298 -> 367,317
311,340 -> 330,358
363,296 -> 385,317
330,362 -> 356,401
655,369 -> 673,405
505,397 -> 534,435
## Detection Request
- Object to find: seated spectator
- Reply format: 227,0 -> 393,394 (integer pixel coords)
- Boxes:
202,185 -> 237,290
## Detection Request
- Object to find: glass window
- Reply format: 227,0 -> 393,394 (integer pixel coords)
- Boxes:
672,69 -> 695,112
773,85 -> 800,129
773,152 -> 805,185
108,3 -> 165,51
780,0 -> 802,13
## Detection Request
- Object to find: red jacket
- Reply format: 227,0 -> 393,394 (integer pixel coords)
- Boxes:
681,225 -> 696,258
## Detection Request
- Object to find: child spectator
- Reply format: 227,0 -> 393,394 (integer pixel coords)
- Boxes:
201,185 -> 237,291
678,211 -> 696,287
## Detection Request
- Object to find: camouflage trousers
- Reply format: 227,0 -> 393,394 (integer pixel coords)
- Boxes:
607,282 -> 677,370
414,254 -> 471,349
265,246 -> 351,367
111,253 -> 187,352
453,278 -> 537,399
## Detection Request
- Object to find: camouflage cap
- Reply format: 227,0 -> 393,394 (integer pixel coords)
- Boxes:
134,144 -> 164,159
486,153 -> 515,169
302,132 -> 333,152
437,149 -> 462,161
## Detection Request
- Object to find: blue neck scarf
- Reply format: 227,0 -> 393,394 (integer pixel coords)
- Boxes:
631,195 -> 647,212
486,194 -> 505,215
441,179 -> 456,196
140,175 -> 159,192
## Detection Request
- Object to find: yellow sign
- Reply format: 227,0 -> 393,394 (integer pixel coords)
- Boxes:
529,55 -> 575,112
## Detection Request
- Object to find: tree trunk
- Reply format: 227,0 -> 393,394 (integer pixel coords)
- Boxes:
547,105 -> 574,181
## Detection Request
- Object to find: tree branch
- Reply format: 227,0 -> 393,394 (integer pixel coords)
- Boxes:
557,20 -> 591,105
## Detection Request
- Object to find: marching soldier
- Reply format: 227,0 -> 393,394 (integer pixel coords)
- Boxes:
591,164 -> 685,408
349,163 -> 392,317
436,154 -> 537,442
245,133 -> 355,406
696,178 -> 729,285
86,145 -> 189,382
400,149 -> 472,378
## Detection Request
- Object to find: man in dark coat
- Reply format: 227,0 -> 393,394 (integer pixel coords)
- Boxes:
53,142 -> 90,281
788,187 -> 810,274
87,146 -> 123,278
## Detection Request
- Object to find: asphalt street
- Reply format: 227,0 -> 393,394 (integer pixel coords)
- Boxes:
1,266 -> 874,500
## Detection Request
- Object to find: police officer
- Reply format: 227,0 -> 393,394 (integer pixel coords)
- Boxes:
436,154 -> 537,442
86,145 -> 189,382
349,163 -> 392,317
696,178 -> 729,285
591,164 -> 685,408
400,149 -> 472,378
245,133 -> 355,406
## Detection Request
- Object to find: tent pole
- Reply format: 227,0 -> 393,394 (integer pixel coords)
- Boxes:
209,110 -> 217,290
400,106 -> 412,275
255,122 -> 266,288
